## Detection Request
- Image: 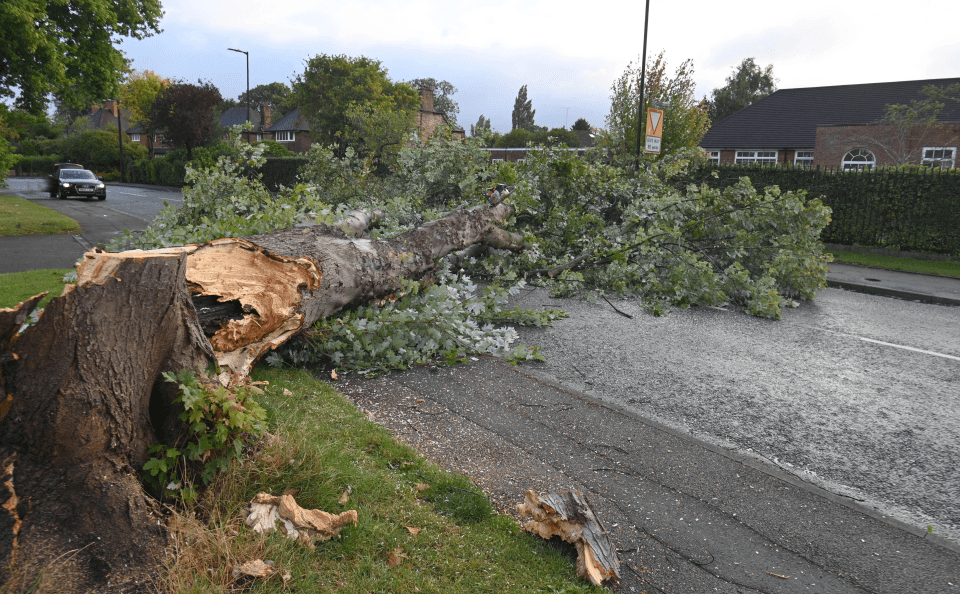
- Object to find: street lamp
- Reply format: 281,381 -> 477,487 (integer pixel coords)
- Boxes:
228,48 -> 250,128
115,98 -> 125,183
634,0 -> 651,169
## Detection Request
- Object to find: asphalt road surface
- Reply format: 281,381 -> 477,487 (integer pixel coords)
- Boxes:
511,286 -> 960,543
5,177 -> 182,222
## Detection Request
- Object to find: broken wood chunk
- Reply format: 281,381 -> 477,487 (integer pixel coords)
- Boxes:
516,489 -> 620,586
244,492 -> 358,549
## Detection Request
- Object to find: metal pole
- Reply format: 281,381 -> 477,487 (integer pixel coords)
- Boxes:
228,48 -> 251,135
634,0 -> 651,169
116,98 -> 125,183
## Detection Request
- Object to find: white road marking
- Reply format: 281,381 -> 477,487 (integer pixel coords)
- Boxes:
858,337 -> 960,362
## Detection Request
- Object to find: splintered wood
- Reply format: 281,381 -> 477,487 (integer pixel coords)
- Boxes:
517,489 -> 620,586
244,492 -> 358,548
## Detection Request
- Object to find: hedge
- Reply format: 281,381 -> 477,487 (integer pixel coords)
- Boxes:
258,157 -> 309,191
690,164 -> 960,256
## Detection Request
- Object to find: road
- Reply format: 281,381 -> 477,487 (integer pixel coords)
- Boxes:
511,286 -> 960,543
0,177 -> 182,273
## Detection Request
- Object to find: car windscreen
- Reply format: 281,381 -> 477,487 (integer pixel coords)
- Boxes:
60,170 -> 98,180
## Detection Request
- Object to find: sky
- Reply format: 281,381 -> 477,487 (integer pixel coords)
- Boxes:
117,0 -> 960,134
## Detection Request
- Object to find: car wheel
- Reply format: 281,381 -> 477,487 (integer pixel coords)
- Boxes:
57,190 -> 65,200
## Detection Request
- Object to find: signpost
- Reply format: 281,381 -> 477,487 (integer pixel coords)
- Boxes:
645,108 -> 664,154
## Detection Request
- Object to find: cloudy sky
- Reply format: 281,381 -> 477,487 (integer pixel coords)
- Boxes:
119,0 -> 960,133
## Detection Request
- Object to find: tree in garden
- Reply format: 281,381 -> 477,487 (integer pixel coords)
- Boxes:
471,115 -> 492,137
571,117 -> 592,131
343,102 -> 417,173
604,51 -> 711,159
147,80 -> 223,160
706,57 -> 777,122
237,81 -> 298,120
0,0 -> 163,114
512,85 -> 536,131
292,54 -> 420,156
119,69 -> 170,157
408,78 -> 460,125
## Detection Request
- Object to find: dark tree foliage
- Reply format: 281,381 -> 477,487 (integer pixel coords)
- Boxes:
494,127 -> 579,148
148,80 -> 223,160
571,118 -> 591,131
408,78 -> 460,125
0,0 -> 163,114
512,85 -> 536,131
471,114 -> 492,137
292,54 -> 419,156
238,82 -> 296,115
707,57 -> 777,122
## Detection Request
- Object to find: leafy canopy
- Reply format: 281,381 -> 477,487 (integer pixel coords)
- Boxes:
707,57 -> 777,122
603,51 -> 710,160
512,85 -> 536,131
148,80 -> 223,160
292,54 -> 420,156
571,118 -> 592,131
119,69 -> 171,125
0,0 -> 163,114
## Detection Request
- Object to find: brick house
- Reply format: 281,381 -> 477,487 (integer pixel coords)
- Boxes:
414,88 -> 465,141
219,103 -> 275,143
266,107 -> 313,154
699,77 -> 960,170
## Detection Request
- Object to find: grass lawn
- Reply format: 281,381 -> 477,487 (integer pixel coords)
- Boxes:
0,268 -> 74,310
828,249 -> 960,279
161,366 -> 602,594
0,195 -> 81,236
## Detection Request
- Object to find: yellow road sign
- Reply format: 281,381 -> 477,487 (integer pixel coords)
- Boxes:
645,108 -> 664,154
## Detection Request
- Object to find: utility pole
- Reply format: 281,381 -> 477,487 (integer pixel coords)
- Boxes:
634,0 -> 651,169
228,48 -> 250,131
115,98 -> 125,183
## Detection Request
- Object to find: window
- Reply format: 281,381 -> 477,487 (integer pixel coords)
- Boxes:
794,150 -> 814,167
842,148 -> 875,171
491,158 -> 504,163
735,150 -> 778,165
129,134 -> 140,143
276,131 -> 295,142
707,150 -> 720,164
922,147 -> 956,169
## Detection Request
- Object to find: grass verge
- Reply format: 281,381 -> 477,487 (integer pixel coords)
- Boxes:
0,268 -> 74,310
0,196 -> 81,236
161,366 -> 601,594
828,249 -> 960,279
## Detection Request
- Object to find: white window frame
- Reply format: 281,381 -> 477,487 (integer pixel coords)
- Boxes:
129,134 -> 140,143
707,150 -> 720,164
841,148 -> 876,171
922,146 -> 956,169
794,150 -> 814,167
735,150 -> 778,165
276,131 -> 295,142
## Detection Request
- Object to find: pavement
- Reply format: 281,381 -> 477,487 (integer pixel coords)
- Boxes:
4,183 -> 960,592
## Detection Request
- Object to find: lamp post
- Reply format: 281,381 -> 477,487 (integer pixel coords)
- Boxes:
228,48 -> 251,130
115,98 -> 125,183
633,0 -> 651,169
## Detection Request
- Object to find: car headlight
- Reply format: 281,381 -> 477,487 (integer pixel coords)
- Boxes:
96,183 -> 104,189
61,183 -> 71,187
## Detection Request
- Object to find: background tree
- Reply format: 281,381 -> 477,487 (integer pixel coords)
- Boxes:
148,80 -> 223,160
408,78 -> 460,125
512,85 -> 536,131
238,81 -> 297,116
471,114 -> 492,137
707,57 -> 777,122
571,118 -> 591,131
603,51 -> 710,159
120,69 -> 171,124
343,102 -> 416,174
0,0 -> 163,114
292,54 -> 419,156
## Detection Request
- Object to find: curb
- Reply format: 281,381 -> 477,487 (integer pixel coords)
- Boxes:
826,278 -> 960,307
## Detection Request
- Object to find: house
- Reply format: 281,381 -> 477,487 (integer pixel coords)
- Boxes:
699,77 -> 960,170
219,103 -> 273,143
414,88 -> 465,142
266,107 -> 313,154
88,100 -> 172,157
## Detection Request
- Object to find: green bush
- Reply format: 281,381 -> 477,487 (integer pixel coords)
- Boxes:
58,129 -> 147,173
15,155 -> 60,176
259,156 -> 309,191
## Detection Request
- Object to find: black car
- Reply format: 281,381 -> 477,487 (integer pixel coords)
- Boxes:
46,163 -> 84,197
52,168 -> 107,200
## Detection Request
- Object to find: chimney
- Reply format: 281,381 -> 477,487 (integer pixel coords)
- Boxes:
262,102 -> 272,129
91,104 -> 101,114
103,99 -> 119,117
421,88 -> 434,113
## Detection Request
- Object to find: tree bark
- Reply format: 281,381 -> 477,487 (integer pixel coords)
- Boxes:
0,203 -> 521,591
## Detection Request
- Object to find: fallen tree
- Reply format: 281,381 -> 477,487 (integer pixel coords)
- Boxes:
0,201 -> 523,591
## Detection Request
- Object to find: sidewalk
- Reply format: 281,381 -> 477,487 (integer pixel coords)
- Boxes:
339,356 -> 960,594
827,262 -> 960,306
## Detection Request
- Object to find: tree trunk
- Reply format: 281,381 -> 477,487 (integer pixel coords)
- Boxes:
0,203 -> 521,591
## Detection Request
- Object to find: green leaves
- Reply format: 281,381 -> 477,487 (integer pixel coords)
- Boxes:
144,370 -> 267,503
